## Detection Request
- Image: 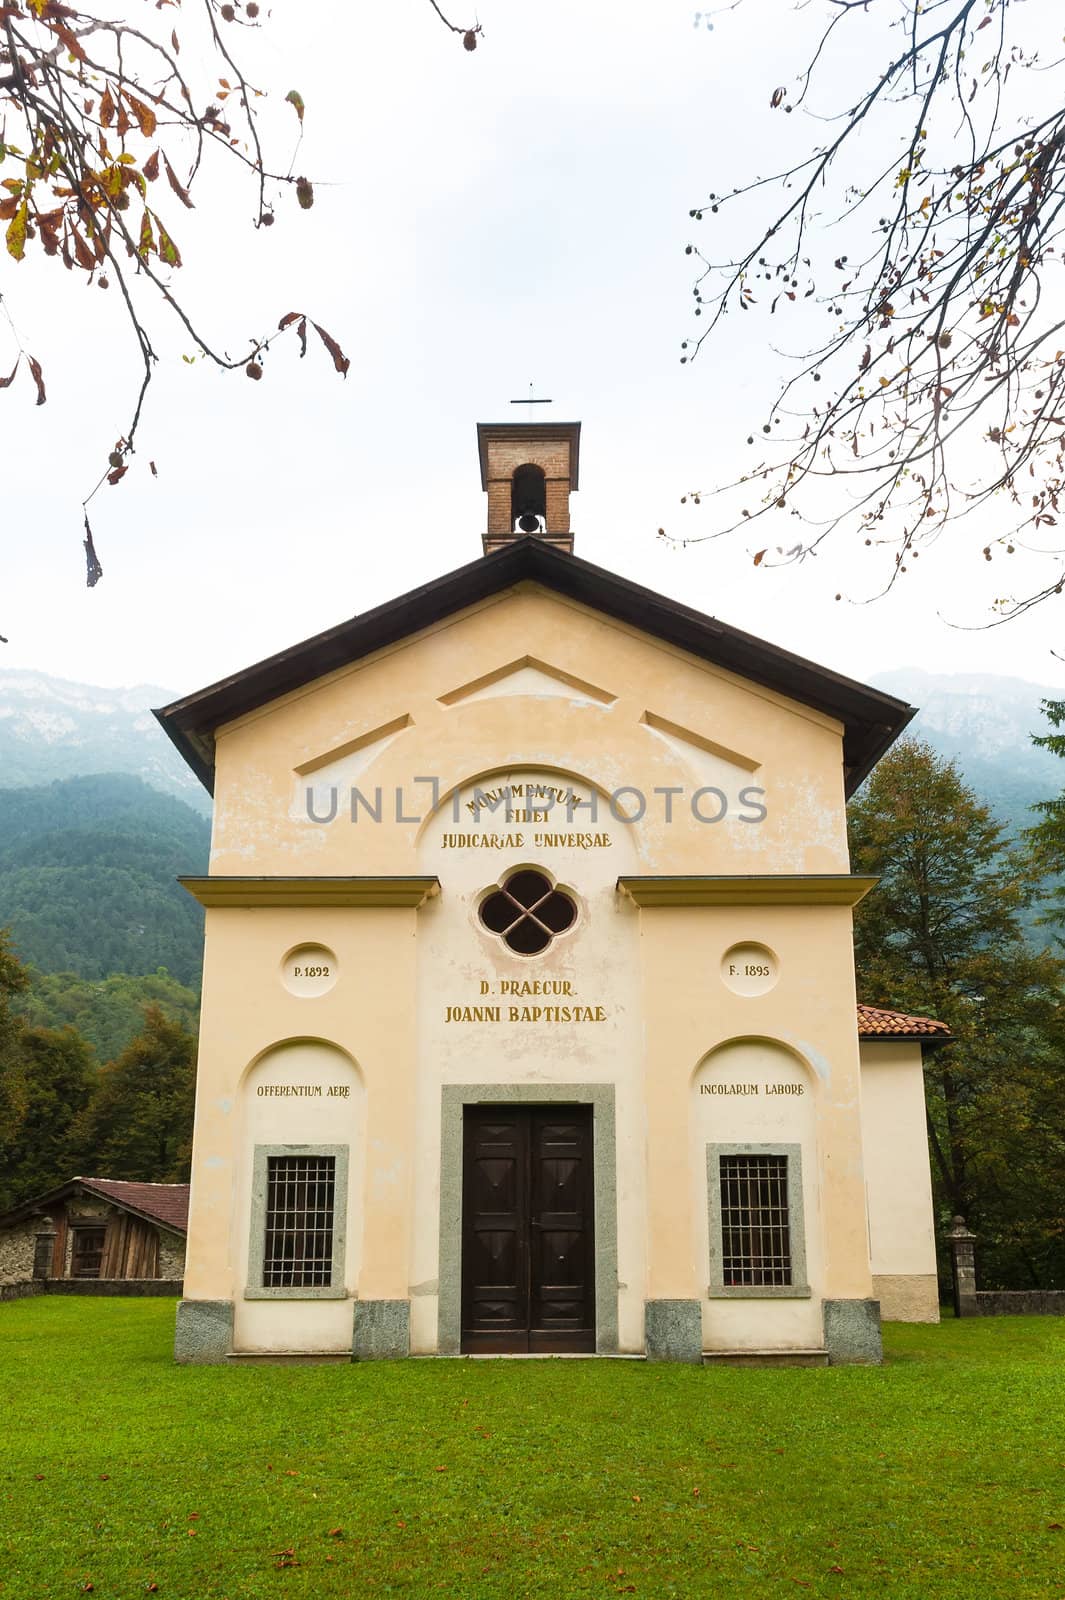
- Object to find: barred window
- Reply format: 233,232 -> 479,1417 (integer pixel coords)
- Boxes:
263,1155 -> 336,1289
719,1153 -> 792,1288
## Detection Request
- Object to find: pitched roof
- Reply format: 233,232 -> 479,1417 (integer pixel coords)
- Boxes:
77,1178 -> 189,1232
154,536 -> 915,798
856,1003 -> 952,1042
0,1177 -> 189,1233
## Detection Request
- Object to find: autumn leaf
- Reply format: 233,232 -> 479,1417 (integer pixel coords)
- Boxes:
296,177 -> 313,210
156,217 -> 182,267
55,22 -> 87,62
0,359 -> 18,390
83,516 -> 103,587
753,549 -> 766,566
285,89 -> 305,123
5,199 -> 27,261
137,209 -> 155,259
144,150 -> 160,182
26,354 -> 46,405
770,86 -> 786,108
69,227 -> 94,270
164,155 -> 194,209
125,93 -> 157,137
312,321 -> 349,376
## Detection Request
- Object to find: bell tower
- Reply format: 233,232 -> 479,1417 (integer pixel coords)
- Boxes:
477,420 -> 581,556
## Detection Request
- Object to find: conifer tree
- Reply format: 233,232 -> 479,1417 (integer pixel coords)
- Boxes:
0,1026 -> 97,1210
72,1004 -> 195,1183
849,739 -> 1065,1287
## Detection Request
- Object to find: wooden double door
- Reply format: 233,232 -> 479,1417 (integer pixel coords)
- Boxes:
461,1105 -> 596,1354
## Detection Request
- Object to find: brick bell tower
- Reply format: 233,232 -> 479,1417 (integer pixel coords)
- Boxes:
477,420 -> 581,556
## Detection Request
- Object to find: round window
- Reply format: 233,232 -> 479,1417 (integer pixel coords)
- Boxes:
479,869 -> 577,956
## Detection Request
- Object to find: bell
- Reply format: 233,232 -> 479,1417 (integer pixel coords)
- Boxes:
517,512 -> 541,535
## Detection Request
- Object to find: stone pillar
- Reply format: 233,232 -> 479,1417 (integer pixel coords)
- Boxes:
352,1300 -> 410,1360
948,1216 -> 978,1317
174,1299 -> 234,1363
822,1298 -> 883,1364
32,1228 -> 57,1280
644,1299 -> 702,1363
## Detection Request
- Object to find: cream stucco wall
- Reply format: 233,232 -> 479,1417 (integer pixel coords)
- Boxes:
860,1039 -> 940,1322
180,579 -> 926,1356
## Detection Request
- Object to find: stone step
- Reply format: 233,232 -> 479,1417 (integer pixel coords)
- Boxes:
702,1348 -> 830,1368
226,1351 -> 351,1365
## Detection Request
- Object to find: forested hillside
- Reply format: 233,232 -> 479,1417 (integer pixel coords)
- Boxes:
0,775 -> 209,985
15,970 -> 200,1062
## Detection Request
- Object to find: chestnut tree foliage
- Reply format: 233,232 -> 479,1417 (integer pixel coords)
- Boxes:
0,0 -> 480,597
674,0 -> 1065,621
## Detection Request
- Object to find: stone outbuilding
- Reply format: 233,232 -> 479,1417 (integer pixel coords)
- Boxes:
0,1177 -> 188,1296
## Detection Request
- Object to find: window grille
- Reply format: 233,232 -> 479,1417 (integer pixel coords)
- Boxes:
263,1155 -> 336,1289
480,869 -> 576,955
719,1153 -> 792,1287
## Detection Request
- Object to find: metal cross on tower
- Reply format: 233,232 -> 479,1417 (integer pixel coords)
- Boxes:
509,384 -> 553,420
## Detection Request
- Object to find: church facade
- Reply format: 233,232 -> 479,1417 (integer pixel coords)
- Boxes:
159,421 -> 946,1366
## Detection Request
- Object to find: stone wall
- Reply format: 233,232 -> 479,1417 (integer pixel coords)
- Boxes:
0,1280 -> 45,1302
0,1219 -> 39,1287
967,1291 -> 1065,1317
158,1230 -> 186,1280
45,1279 -> 182,1297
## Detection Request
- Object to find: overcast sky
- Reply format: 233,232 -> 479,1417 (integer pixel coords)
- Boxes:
1,0 -> 1063,699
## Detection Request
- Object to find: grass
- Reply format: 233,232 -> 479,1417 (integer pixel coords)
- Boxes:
1,1302 -> 1064,1598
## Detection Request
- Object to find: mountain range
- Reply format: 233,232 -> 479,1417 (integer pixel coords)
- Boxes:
0,669 -> 211,814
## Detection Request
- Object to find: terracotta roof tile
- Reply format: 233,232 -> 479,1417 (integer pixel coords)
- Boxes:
856,1003 -> 951,1040
79,1178 -> 189,1233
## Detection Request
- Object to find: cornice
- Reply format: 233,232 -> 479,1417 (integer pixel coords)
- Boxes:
178,876 -> 440,908
616,875 -> 877,907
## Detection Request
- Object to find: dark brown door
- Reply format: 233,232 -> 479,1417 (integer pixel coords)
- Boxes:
461,1105 -> 595,1354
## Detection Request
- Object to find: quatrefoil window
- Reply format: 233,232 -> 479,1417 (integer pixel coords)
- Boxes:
479,869 -> 577,956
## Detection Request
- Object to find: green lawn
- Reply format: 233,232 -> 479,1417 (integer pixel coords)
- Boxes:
1,1301 -> 1064,1599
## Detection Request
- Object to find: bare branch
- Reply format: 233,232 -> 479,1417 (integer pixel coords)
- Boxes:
669,0 -> 1065,623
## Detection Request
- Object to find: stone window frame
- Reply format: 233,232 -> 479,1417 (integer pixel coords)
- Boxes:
245,1143 -> 349,1301
705,1141 -> 811,1300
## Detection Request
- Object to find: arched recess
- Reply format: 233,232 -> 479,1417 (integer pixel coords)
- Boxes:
233,1038 -> 366,1354
690,1036 -> 823,1352
413,760 -> 644,850
511,462 -> 546,532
